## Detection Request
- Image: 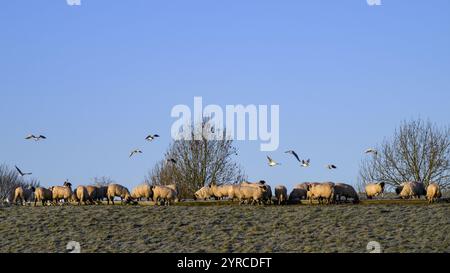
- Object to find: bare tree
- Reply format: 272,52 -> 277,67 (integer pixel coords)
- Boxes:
91,176 -> 116,187
0,164 -> 40,202
360,119 -> 450,190
146,120 -> 246,199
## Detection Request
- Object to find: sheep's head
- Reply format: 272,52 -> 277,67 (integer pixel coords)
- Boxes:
259,185 -> 267,193
395,186 -> 403,195
259,180 -> 266,185
379,182 -> 386,191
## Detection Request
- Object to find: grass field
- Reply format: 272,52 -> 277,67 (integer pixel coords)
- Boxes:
0,201 -> 449,253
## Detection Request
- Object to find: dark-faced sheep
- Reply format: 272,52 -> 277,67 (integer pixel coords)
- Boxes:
334,183 -> 360,204
34,187 -> 53,207
107,184 -> 132,205
51,182 -> 73,205
275,185 -> 288,205
75,186 -> 90,205
241,181 -> 272,204
13,186 -> 35,206
131,184 -> 153,202
426,183 -> 442,204
152,185 -> 178,206
365,182 -> 386,199
307,183 -> 334,205
234,185 -> 267,205
396,182 -> 427,199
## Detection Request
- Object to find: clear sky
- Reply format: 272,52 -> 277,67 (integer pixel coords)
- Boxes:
1,0 -> 449,191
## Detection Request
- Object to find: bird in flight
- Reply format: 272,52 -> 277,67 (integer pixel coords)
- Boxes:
167,158 -> 177,164
15,166 -> 32,177
145,134 -> 160,142
301,159 -> 311,168
285,150 -> 301,163
25,134 -> 47,141
326,164 -> 338,170
365,148 -> 378,156
129,149 -> 143,158
267,156 -> 281,167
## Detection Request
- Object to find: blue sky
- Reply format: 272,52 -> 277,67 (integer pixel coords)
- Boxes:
1,0 -> 449,191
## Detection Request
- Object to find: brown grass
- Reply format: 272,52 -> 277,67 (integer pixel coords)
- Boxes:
0,201 -> 448,253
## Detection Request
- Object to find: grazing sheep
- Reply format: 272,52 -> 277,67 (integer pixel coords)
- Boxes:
210,184 -> 235,200
85,186 -> 101,204
334,183 -> 360,204
152,185 -> 178,206
95,186 -> 108,202
166,184 -> 180,200
51,182 -> 73,205
107,184 -> 132,205
241,181 -> 273,204
426,183 -> 442,204
131,184 -> 153,201
307,183 -> 334,205
275,185 -> 288,205
34,187 -> 53,207
289,183 -> 317,203
365,182 -> 386,199
396,182 -> 427,199
75,186 -> 90,205
234,185 -> 267,205
13,186 -> 35,206
194,186 -> 213,201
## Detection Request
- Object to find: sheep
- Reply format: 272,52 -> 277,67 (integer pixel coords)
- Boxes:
13,186 -> 35,206
95,186 -> 108,202
396,182 -> 427,199
152,185 -> 178,206
426,183 -> 442,204
34,187 -> 53,207
194,186 -> 213,201
234,185 -> 267,205
289,183 -> 317,203
131,184 -> 153,202
307,183 -> 334,205
241,181 -> 273,204
275,185 -> 288,205
51,182 -> 73,205
75,186 -> 90,205
84,186 -> 100,204
107,184 -> 132,205
166,184 -> 180,200
210,184 -> 235,200
365,182 -> 386,199
334,183 -> 360,204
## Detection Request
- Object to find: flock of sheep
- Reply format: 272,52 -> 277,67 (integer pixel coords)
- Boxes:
9,179 -> 444,207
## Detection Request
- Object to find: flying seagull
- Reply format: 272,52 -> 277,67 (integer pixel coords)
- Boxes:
167,158 -> 177,164
25,134 -> 47,141
365,148 -> 378,156
285,150 -> 301,163
15,166 -> 32,177
301,159 -> 310,168
267,156 -> 281,167
145,134 -> 160,142
129,149 -> 143,158
326,164 -> 338,170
